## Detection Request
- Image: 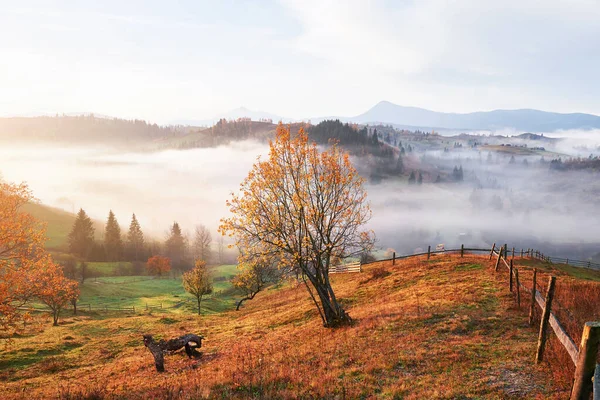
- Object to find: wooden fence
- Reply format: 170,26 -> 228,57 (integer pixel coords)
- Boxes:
362,243 -> 599,398
329,261 -> 362,274
490,245 -> 600,400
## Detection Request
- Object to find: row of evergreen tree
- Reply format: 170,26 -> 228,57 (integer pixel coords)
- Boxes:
67,210 -> 215,270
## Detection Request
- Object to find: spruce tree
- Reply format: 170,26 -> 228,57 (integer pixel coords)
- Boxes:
104,210 -> 122,262
408,171 -> 416,184
166,222 -> 186,271
127,213 -> 144,261
68,209 -> 95,260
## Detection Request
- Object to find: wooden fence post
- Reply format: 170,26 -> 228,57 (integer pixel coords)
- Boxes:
521,249 -> 523,258
536,276 -> 556,363
392,252 -> 396,265
529,268 -> 537,326
515,268 -> 521,308
509,259 -> 513,292
569,322 -> 600,400
495,247 -> 504,272
512,247 -> 515,259
427,246 -> 431,260
461,244 -> 464,258
490,243 -> 496,260
594,364 -> 599,400
504,244 -> 508,260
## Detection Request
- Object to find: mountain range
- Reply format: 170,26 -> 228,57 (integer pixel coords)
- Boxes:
201,101 -> 600,133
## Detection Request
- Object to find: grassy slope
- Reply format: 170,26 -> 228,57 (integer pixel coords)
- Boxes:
76,265 -> 238,314
1,254 -> 571,399
22,202 -> 76,250
23,202 -> 104,251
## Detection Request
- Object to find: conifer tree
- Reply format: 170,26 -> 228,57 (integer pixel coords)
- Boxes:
104,210 -> 122,262
166,222 -> 186,271
68,209 -> 95,260
408,171 -> 416,184
127,213 -> 144,261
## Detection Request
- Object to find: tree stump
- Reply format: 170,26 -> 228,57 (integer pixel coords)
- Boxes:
143,333 -> 204,372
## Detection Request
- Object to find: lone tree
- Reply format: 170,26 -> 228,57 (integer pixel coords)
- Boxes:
232,253 -> 280,310
68,209 -> 95,261
37,262 -> 80,326
126,213 -> 144,261
147,255 -> 171,277
220,124 -> 374,327
193,224 -> 212,263
182,260 -> 213,315
104,210 -> 122,262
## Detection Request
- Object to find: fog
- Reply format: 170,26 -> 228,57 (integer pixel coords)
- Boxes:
0,141 -> 268,241
366,128 -> 600,260
2,129 -> 600,260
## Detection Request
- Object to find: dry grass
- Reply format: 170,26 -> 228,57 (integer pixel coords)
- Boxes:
1,254 -> 578,399
500,256 -> 600,389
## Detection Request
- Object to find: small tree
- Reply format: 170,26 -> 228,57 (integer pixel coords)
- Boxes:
232,253 -> 280,310
193,224 -> 212,263
37,262 -> 80,326
147,255 -> 171,277
182,260 -> 213,315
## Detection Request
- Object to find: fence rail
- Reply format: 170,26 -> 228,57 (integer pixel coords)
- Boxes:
329,261 -> 361,274
489,245 -> 599,399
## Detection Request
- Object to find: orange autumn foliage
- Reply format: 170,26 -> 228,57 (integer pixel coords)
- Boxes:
146,255 -> 171,277
220,124 -> 374,327
0,182 -> 48,332
37,262 -> 80,326
0,182 -> 80,332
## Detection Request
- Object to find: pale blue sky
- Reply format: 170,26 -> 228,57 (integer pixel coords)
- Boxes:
1,0 -> 599,123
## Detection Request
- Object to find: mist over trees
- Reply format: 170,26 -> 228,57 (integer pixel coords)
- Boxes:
193,225 -> 212,263
165,222 -> 187,272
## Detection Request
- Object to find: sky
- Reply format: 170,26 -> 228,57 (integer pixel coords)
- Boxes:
1,0 -> 600,124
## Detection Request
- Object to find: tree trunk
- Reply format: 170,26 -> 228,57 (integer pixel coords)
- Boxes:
197,296 -> 202,316
236,290 -> 259,311
53,309 -> 59,326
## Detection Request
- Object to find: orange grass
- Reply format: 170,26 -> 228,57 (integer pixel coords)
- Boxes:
1,254 -> 572,399
508,259 -> 600,389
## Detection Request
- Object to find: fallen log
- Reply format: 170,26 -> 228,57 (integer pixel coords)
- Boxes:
143,333 -> 204,372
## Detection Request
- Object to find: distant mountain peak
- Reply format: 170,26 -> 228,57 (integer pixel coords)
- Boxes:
348,101 -> 600,132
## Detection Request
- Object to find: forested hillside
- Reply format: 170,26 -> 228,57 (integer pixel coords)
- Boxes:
0,115 -> 182,145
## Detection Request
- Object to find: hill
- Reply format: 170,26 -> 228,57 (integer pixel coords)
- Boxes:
0,115 -> 183,145
1,253 -> 584,399
23,202 -> 104,251
346,101 -> 600,132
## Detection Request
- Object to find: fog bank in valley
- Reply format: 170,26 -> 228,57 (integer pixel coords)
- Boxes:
0,141 -> 268,241
2,128 -> 600,261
